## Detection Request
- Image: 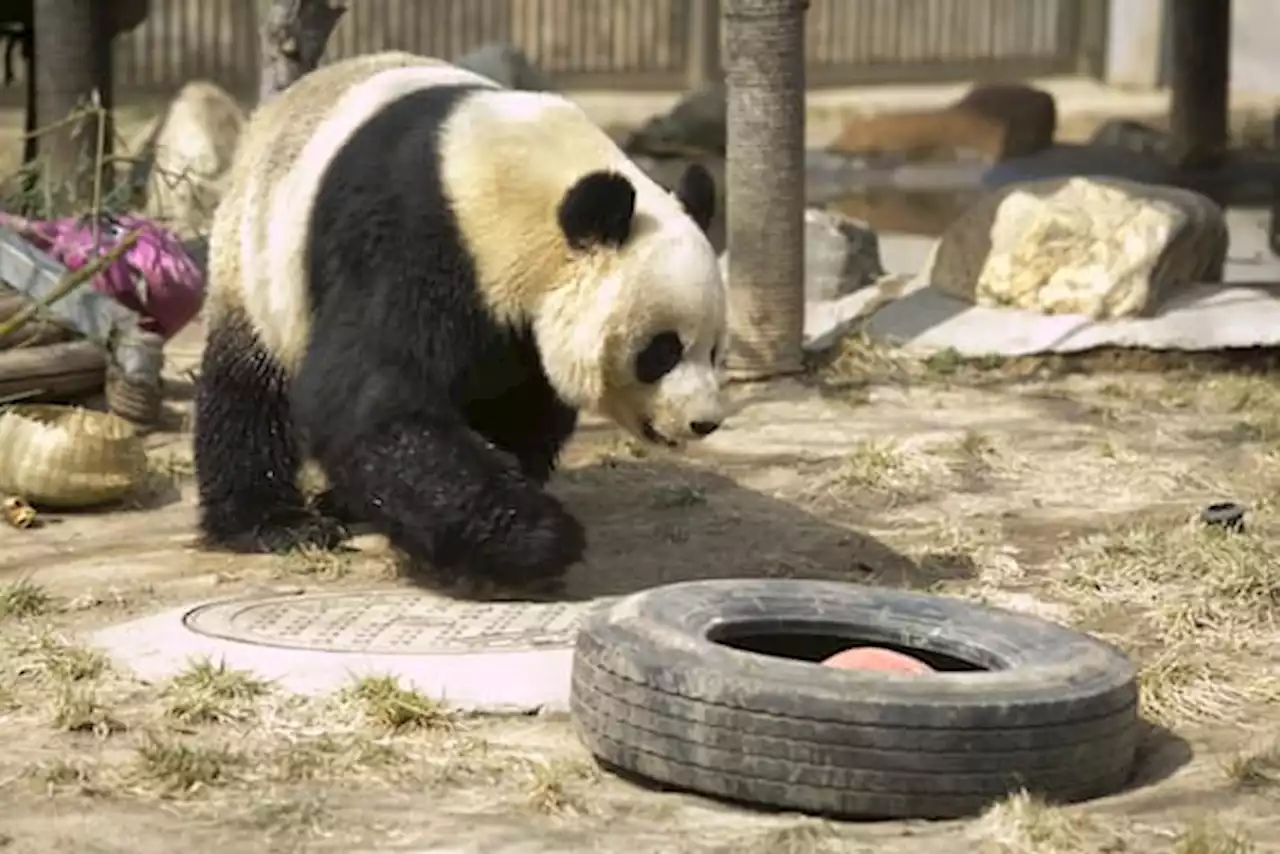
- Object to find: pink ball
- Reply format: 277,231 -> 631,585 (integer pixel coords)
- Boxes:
820,646 -> 934,674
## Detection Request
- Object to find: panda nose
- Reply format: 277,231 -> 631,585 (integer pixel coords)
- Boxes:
690,420 -> 721,437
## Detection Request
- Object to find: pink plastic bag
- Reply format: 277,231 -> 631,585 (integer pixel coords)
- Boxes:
0,211 -> 205,341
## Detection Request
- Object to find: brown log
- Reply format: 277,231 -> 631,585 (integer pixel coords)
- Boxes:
0,368 -> 104,401
0,339 -> 106,401
0,322 -> 73,350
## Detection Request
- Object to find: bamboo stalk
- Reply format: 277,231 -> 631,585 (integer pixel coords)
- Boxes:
0,228 -> 141,342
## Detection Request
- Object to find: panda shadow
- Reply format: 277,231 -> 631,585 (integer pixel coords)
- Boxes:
543,455 -> 973,601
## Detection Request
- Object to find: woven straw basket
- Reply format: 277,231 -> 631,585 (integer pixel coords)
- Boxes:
0,404 -> 148,509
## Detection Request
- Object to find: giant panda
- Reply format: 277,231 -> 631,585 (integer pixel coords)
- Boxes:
193,51 -> 727,588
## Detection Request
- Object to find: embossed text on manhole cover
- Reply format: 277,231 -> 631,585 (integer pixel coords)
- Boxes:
182,590 -> 594,655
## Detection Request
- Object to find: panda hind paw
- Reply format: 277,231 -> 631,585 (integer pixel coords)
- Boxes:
258,512 -> 350,554
208,509 -> 350,555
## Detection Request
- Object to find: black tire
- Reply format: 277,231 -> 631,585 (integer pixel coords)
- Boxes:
569,579 -> 1139,820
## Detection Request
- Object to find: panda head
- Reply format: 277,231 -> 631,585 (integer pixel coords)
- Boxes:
535,161 -> 727,448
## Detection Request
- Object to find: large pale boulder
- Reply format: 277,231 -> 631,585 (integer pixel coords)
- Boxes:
924,176 -> 1228,319
128,80 -> 245,238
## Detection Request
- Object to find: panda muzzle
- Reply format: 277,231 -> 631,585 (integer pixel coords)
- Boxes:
641,419 -> 679,449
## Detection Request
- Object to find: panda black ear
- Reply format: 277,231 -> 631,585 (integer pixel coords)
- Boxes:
676,162 -> 716,235
558,171 -> 636,250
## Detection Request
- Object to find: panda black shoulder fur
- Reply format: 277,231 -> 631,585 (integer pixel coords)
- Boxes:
193,52 -> 727,586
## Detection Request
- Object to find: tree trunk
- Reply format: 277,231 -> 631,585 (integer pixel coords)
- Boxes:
33,0 -> 109,214
92,0 -> 114,186
1167,0 -> 1231,170
722,0 -> 807,380
258,0 -> 346,105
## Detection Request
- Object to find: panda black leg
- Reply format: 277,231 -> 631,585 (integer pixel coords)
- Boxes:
300,376 -> 585,585
193,309 -> 348,554
319,421 -> 584,585
466,376 -> 579,486
312,487 -> 364,526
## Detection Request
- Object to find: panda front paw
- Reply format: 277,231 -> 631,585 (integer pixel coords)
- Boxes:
511,492 -> 587,577
470,489 -> 586,584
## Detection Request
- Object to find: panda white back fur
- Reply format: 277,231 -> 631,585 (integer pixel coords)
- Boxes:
194,51 -> 726,587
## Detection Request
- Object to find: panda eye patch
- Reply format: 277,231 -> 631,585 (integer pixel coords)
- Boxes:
635,331 -> 683,384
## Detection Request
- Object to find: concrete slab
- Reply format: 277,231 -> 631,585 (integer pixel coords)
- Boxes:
88,589 -> 608,713
861,278 -> 1280,357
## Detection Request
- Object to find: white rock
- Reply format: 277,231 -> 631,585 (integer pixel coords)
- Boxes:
925,176 -> 1228,319
129,81 -> 245,238
803,208 -> 885,300
719,207 -> 885,302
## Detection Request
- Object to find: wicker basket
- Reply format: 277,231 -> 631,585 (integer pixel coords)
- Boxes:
0,404 -> 148,509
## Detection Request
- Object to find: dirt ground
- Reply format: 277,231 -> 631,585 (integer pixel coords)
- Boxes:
5,96 -> 1280,853
5,317 -> 1280,854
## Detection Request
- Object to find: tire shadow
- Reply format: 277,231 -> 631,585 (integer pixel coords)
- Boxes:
1104,720 -> 1196,805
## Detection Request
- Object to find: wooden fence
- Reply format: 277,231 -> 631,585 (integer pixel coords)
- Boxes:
94,0 -> 1107,97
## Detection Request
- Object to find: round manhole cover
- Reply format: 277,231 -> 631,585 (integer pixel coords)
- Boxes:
182,590 -> 595,655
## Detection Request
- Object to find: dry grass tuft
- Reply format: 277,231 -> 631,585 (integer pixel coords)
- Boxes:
240,795 -> 330,839
64,588 -> 133,612
1137,648 -> 1280,728
0,578 -> 53,619
13,632 -> 110,684
1050,517 -> 1280,727
946,428 -> 1000,468
970,791 -> 1110,854
131,734 -> 248,795
277,545 -> 351,580
817,332 -> 1280,404
1172,819 -> 1257,854
1056,521 -> 1280,645
1222,741 -> 1280,791
0,684 -> 15,712
344,675 -> 456,732
800,438 -> 945,507
265,732 -> 407,784
523,757 -> 600,816
162,658 -> 271,725
51,687 -> 126,736
29,757 -> 106,795
734,820 -> 843,854
814,331 -> 932,389
240,798 -> 330,845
